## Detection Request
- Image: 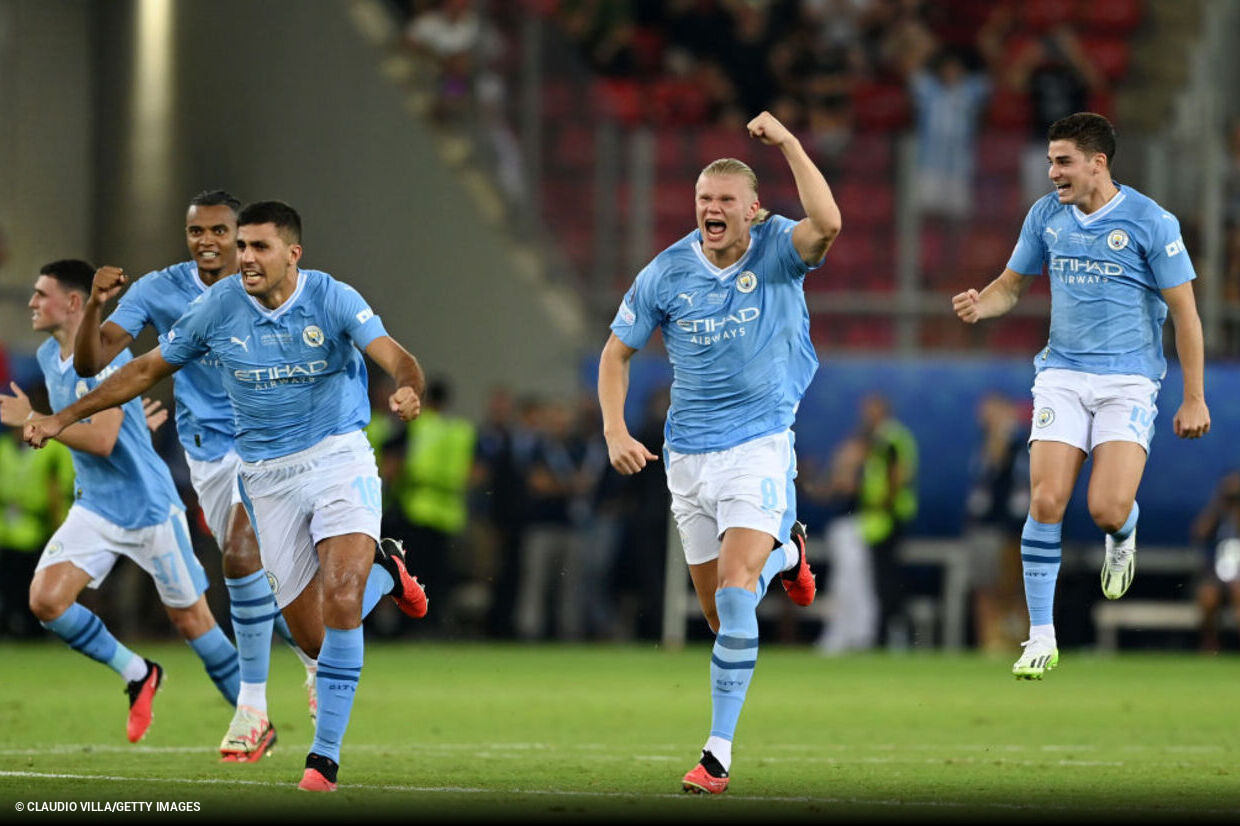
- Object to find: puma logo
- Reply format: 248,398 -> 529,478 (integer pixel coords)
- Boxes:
230,335 -> 250,352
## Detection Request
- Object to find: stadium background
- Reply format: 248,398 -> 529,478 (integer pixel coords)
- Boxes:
0,0 -> 1238,654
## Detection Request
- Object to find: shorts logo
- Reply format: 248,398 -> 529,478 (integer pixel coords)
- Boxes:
45,541 -> 63,557
1035,407 -> 1055,428
1107,229 -> 1129,251
265,571 -> 279,596
302,325 -> 324,347
736,272 -> 758,293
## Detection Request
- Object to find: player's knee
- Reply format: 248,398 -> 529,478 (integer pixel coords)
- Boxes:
1028,488 -> 1068,523
219,540 -> 262,578
28,588 -> 69,623
167,600 -> 216,639
1088,499 -> 1129,534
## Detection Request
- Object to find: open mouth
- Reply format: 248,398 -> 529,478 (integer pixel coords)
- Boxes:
242,270 -> 262,287
703,219 -> 726,242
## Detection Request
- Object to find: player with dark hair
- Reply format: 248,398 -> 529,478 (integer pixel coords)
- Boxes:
75,191 -> 315,761
0,259 -> 239,743
599,111 -> 840,793
28,202 -> 429,791
953,112 -> 1210,679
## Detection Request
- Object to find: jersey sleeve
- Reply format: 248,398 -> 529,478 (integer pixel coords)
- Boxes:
158,292 -> 212,365
328,279 -> 388,349
610,261 -> 662,350
1006,201 -> 1048,276
1145,212 -> 1196,289
105,274 -> 155,338
768,214 -> 816,277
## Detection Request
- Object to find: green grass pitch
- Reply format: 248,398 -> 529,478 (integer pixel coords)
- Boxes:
1,641 -> 1239,822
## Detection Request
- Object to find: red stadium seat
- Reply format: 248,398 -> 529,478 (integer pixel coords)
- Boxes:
986,88 -> 1032,131
1080,36 -> 1131,82
836,180 -> 894,229
1020,0 -> 1076,31
1077,0 -> 1143,34
693,128 -> 753,166
550,123 -> 594,172
592,78 -> 644,126
852,82 -> 911,132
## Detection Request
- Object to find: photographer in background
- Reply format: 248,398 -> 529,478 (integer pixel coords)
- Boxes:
1191,471 -> 1240,652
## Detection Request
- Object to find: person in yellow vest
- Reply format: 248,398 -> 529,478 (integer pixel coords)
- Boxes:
0,422 -> 74,637
855,393 -> 919,648
385,378 -> 476,633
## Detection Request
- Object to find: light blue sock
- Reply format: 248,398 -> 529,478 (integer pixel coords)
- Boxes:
226,571 -> 278,686
362,563 -> 394,618
41,603 -> 138,677
1021,515 -> 1063,627
188,625 -> 240,705
1111,501 -> 1139,542
311,625 -> 364,763
755,548 -> 787,599
709,587 -> 760,742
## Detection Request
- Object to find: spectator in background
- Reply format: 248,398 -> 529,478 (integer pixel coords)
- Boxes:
1191,472 -> 1240,652
907,47 -> 991,221
612,386 -> 670,641
515,399 -> 581,640
404,0 -> 502,124
984,6 -> 1108,204
855,393 -> 918,648
384,377 -> 476,634
962,393 -> 1029,654
802,434 -> 876,655
0,384 -> 74,638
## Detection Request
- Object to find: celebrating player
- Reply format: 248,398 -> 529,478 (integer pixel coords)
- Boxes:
25,202 -> 429,792
952,112 -> 1210,679
74,190 -> 315,761
0,259 -> 239,743
598,111 -> 840,794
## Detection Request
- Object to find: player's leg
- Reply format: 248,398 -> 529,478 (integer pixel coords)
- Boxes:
1086,377 -> 1156,601
1013,439 -> 1085,678
299,531 -> 375,793
1088,441 -> 1147,600
29,509 -> 163,742
145,508 -> 239,705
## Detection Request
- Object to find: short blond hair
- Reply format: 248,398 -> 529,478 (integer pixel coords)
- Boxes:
698,158 -> 771,224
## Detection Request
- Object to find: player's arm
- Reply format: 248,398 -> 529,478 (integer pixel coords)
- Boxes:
598,333 -> 657,475
365,335 -> 426,423
23,348 -> 178,449
1,380 -> 124,456
1163,280 -> 1210,439
747,111 -> 842,266
952,268 -> 1033,323
75,266 -> 136,376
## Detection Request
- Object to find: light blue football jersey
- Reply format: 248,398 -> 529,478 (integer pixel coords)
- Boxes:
159,269 -> 386,462
1007,185 -> 1196,381
37,339 -> 182,529
611,215 -> 820,453
106,261 -> 234,461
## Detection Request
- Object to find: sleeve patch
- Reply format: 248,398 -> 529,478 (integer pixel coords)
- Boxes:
1165,238 -> 1185,257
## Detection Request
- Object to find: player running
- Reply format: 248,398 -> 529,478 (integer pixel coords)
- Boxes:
599,111 -> 841,794
952,112 -> 1210,679
25,201 -> 429,792
75,190 -> 317,761
0,259 -> 239,743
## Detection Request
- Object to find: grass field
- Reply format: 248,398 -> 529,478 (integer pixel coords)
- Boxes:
2,641 -> 1239,823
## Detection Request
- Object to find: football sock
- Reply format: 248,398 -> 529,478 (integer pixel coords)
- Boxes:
362,564 -> 395,618
780,539 -> 799,571
188,625 -> 240,706
41,603 -> 140,679
311,625 -> 364,764
1110,501 -> 1139,543
703,735 -> 733,773
226,571 -> 278,711
709,587 -> 760,745
755,548 -> 788,598
1021,515 -> 1062,628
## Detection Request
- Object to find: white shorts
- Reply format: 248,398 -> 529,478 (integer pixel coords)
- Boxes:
185,450 -> 244,544
665,430 -> 798,566
1029,368 -> 1159,455
35,504 -> 207,609
238,430 -> 382,609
